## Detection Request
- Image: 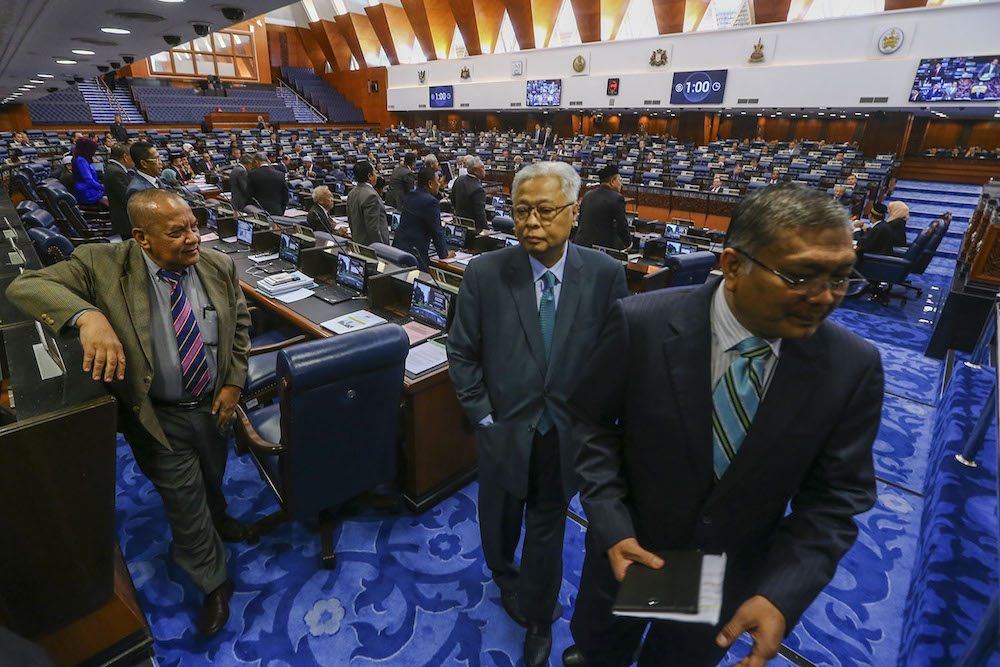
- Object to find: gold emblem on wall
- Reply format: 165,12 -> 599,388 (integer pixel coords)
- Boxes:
460,66 -> 471,79
878,27 -> 904,55
748,38 -> 765,63
418,70 -> 426,83
649,49 -> 668,67
572,55 -> 586,73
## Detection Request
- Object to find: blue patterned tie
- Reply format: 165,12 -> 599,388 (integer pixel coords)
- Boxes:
711,337 -> 772,479
157,269 -> 212,397
537,270 -> 557,434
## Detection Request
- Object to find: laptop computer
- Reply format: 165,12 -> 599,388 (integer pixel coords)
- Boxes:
445,223 -> 467,249
312,252 -> 369,305
666,240 -> 699,255
260,233 -> 300,274
388,210 -> 401,232
214,218 -> 253,254
377,278 -> 456,344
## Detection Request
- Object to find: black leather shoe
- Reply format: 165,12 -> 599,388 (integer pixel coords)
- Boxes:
562,645 -> 586,666
524,623 -> 552,667
197,579 -> 234,637
501,589 -> 528,627
214,515 -> 248,543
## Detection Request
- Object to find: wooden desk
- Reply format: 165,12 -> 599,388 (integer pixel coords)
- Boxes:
224,244 -> 476,512
206,111 -> 267,130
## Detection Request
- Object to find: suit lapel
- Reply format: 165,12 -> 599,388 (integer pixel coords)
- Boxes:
708,332 -> 823,503
503,249 -> 547,374
662,281 -> 716,484
195,259 -> 231,392
546,244 -> 583,381
119,243 -> 154,369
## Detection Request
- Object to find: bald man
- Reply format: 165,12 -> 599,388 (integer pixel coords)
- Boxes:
6,189 -> 251,637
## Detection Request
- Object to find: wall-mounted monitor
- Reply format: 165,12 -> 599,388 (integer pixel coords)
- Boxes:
607,78 -> 620,96
909,56 -> 1000,102
526,79 -> 562,106
669,69 -> 728,105
429,85 -> 454,108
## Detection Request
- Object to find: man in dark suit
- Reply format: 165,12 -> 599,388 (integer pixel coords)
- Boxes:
448,161 -> 628,667
228,155 -> 252,212
105,143 -> 135,238
451,156 -> 488,231
540,126 -> 554,149
347,160 -> 389,245
109,114 -> 128,143
709,175 -> 724,193
7,189 -> 251,637
532,124 -> 543,145
392,167 -> 454,270
124,142 -> 164,204
306,184 -> 335,234
575,164 -> 629,250
563,183 -> 882,667
856,202 -> 894,256
247,152 -> 288,216
386,152 -> 416,209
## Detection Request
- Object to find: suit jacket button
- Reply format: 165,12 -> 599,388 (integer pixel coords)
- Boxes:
145,376 -> 152,383
701,514 -> 712,526
133,406 -> 140,414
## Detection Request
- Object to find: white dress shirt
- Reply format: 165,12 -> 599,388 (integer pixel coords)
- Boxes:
709,281 -> 782,393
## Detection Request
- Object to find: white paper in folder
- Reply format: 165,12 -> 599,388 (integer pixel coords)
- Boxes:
405,341 -> 448,376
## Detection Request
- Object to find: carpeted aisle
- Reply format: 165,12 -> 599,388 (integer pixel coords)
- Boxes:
115,181 -> 997,666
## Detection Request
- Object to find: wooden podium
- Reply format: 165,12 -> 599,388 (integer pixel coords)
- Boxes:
205,111 -> 267,130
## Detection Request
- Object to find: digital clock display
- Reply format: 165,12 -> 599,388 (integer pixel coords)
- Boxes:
669,69 -> 728,104
429,85 -> 454,108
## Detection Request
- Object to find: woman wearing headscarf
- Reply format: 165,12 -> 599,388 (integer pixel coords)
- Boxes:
886,201 -> 910,248
72,137 -> 107,206
160,168 -> 181,187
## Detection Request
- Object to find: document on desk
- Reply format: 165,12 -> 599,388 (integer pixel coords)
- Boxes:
283,208 -> 309,217
405,340 -> 448,376
248,252 -> 280,263
200,232 -> 219,242
612,553 -> 726,626
402,321 -> 437,345
321,309 -> 387,335
275,288 -> 314,303
442,252 -> 474,263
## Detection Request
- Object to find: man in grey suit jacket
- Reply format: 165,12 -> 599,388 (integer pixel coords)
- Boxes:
124,141 -> 164,205
385,152 -> 416,208
104,143 -> 134,238
228,155 -> 253,212
563,184 -> 882,667
347,160 -> 389,245
448,161 -> 628,667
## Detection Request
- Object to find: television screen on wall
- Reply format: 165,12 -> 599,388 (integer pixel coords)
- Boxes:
526,79 -> 562,106
429,85 -> 454,108
669,69 -> 728,105
909,55 -> 1000,102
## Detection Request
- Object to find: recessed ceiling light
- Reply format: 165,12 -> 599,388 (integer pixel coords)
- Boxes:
29,79 -> 43,83
155,0 -> 185,3
101,27 -> 131,35
37,73 -> 54,78
71,49 -> 96,55
55,59 -> 77,65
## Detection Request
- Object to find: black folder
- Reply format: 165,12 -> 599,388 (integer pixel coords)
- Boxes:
612,550 -> 703,616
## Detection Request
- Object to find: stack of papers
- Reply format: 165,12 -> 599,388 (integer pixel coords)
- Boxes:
405,340 -> 448,376
320,309 -> 387,334
256,271 -> 318,297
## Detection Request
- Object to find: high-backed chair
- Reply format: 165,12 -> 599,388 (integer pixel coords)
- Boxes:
16,200 -> 41,218
233,325 -> 410,568
491,215 -> 515,234
27,227 -> 75,264
855,219 -> 941,305
370,242 -> 418,268
54,191 -> 113,238
640,251 -> 716,292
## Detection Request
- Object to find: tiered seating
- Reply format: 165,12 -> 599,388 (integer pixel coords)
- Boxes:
132,85 -> 296,124
280,67 -> 364,123
26,87 -> 93,125
275,85 -> 325,123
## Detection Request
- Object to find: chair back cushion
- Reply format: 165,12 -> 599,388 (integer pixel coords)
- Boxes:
371,242 -> 418,268
277,325 -> 410,518
491,215 -> 515,234
663,250 -> 716,287
28,227 -> 74,263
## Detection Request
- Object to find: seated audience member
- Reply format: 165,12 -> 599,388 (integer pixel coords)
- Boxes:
58,155 -> 76,191
886,201 -> 910,248
105,143 -> 135,238
832,185 -> 850,207
169,156 -> 189,184
856,203 -> 893,255
330,163 -> 347,181
374,176 -> 386,199
276,155 -> 291,175
306,185 -> 335,234
72,137 -> 108,206
160,169 -> 181,188
845,174 -> 858,188
731,164 -> 745,181
768,168 -> 782,184
392,166 -> 454,270
709,175 -> 724,193
179,157 -> 196,182
195,153 -> 215,175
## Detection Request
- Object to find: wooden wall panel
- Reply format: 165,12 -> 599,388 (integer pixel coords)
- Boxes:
0,105 -> 33,132
968,121 -> 1000,150
532,0 -> 563,47
754,0 -> 792,23
793,118 -> 823,140
267,25 -> 313,69
296,26 -> 329,73
365,6 -> 399,65
335,13 -> 383,68
401,0 -> 439,60
860,112 -> 911,156
473,0 -> 507,54
826,120 -> 859,144
503,0 -> 537,49
651,0 -> 684,34
571,0 -> 601,43
311,20 -> 353,72
885,0 -> 927,9
322,67 -> 398,129
449,0 -> 484,55
922,120 -> 963,149
385,5 -> 418,61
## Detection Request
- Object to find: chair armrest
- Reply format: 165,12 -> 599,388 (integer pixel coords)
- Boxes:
249,334 -> 309,357
859,253 -> 909,267
233,405 -> 283,455
69,236 -> 111,245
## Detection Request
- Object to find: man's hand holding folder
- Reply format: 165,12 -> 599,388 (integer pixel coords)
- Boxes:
607,537 -> 665,581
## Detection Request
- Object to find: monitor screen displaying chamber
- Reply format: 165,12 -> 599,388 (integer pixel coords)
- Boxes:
409,279 -> 452,329
236,219 -> 253,245
444,223 -> 465,247
909,55 -> 1000,102
278,234 -> 299,264
336,253 -> 365,291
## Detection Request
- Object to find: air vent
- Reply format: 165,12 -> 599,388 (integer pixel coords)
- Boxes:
643,99 -> 661,105
418,104 -> 426,108
609,99 -> 615,106
570,100 -> 583,106
873,96 -> 888,103
859,96 -> 874,103
737,97 -> 759,104
71,37 -> 118,46
509,102 -> 522,107
388,105 -> 395,109
106,10 -> 166,22
460,103 -> 470,107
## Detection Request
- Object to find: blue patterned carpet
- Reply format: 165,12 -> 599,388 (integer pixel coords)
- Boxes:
115,182 -> 999,666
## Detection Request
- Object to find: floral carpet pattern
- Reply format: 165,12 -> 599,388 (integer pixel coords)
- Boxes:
114,183 -> 998,666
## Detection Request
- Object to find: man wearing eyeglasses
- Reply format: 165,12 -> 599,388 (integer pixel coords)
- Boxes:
563,183 -> 883,667
448,161 -> 627,667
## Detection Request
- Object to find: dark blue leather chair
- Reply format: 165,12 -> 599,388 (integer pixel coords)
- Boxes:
234,325 -> 410,568
491,215 -> 515,234
855,216 -> 945,305
641,250 -> 717,292
371,242 -> 418,268
28,227 -> 75,264
16,200 -> 41,218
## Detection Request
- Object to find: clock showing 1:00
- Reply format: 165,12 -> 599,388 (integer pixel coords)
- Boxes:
669,69 -> 728,104
429,85 -> 454,108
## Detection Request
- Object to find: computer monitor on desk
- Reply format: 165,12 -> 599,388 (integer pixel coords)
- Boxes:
504,236 -> 519,248
389,211 -> 401,231
236,219 -> 253,247
666,240 -> 699,255
593,245 -> 629,262
278,233 -> 300,267
409,279 -> 454,330
445,223 -> 467,248
337,252 -> 367,291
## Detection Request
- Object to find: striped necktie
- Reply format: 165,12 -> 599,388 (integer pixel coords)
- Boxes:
711,337 -> 772,479
536,270 -> 557,435
157,269 -> 212,397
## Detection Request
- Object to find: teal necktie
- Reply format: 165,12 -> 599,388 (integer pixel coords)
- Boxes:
537,270 -> 557,434
711,337 -> 772,479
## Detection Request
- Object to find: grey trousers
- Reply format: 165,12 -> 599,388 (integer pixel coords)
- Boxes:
124,401 -> 230,595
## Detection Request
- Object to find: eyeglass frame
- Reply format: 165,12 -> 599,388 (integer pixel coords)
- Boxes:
512,201 -> 575,223
731,247 -> 861,296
